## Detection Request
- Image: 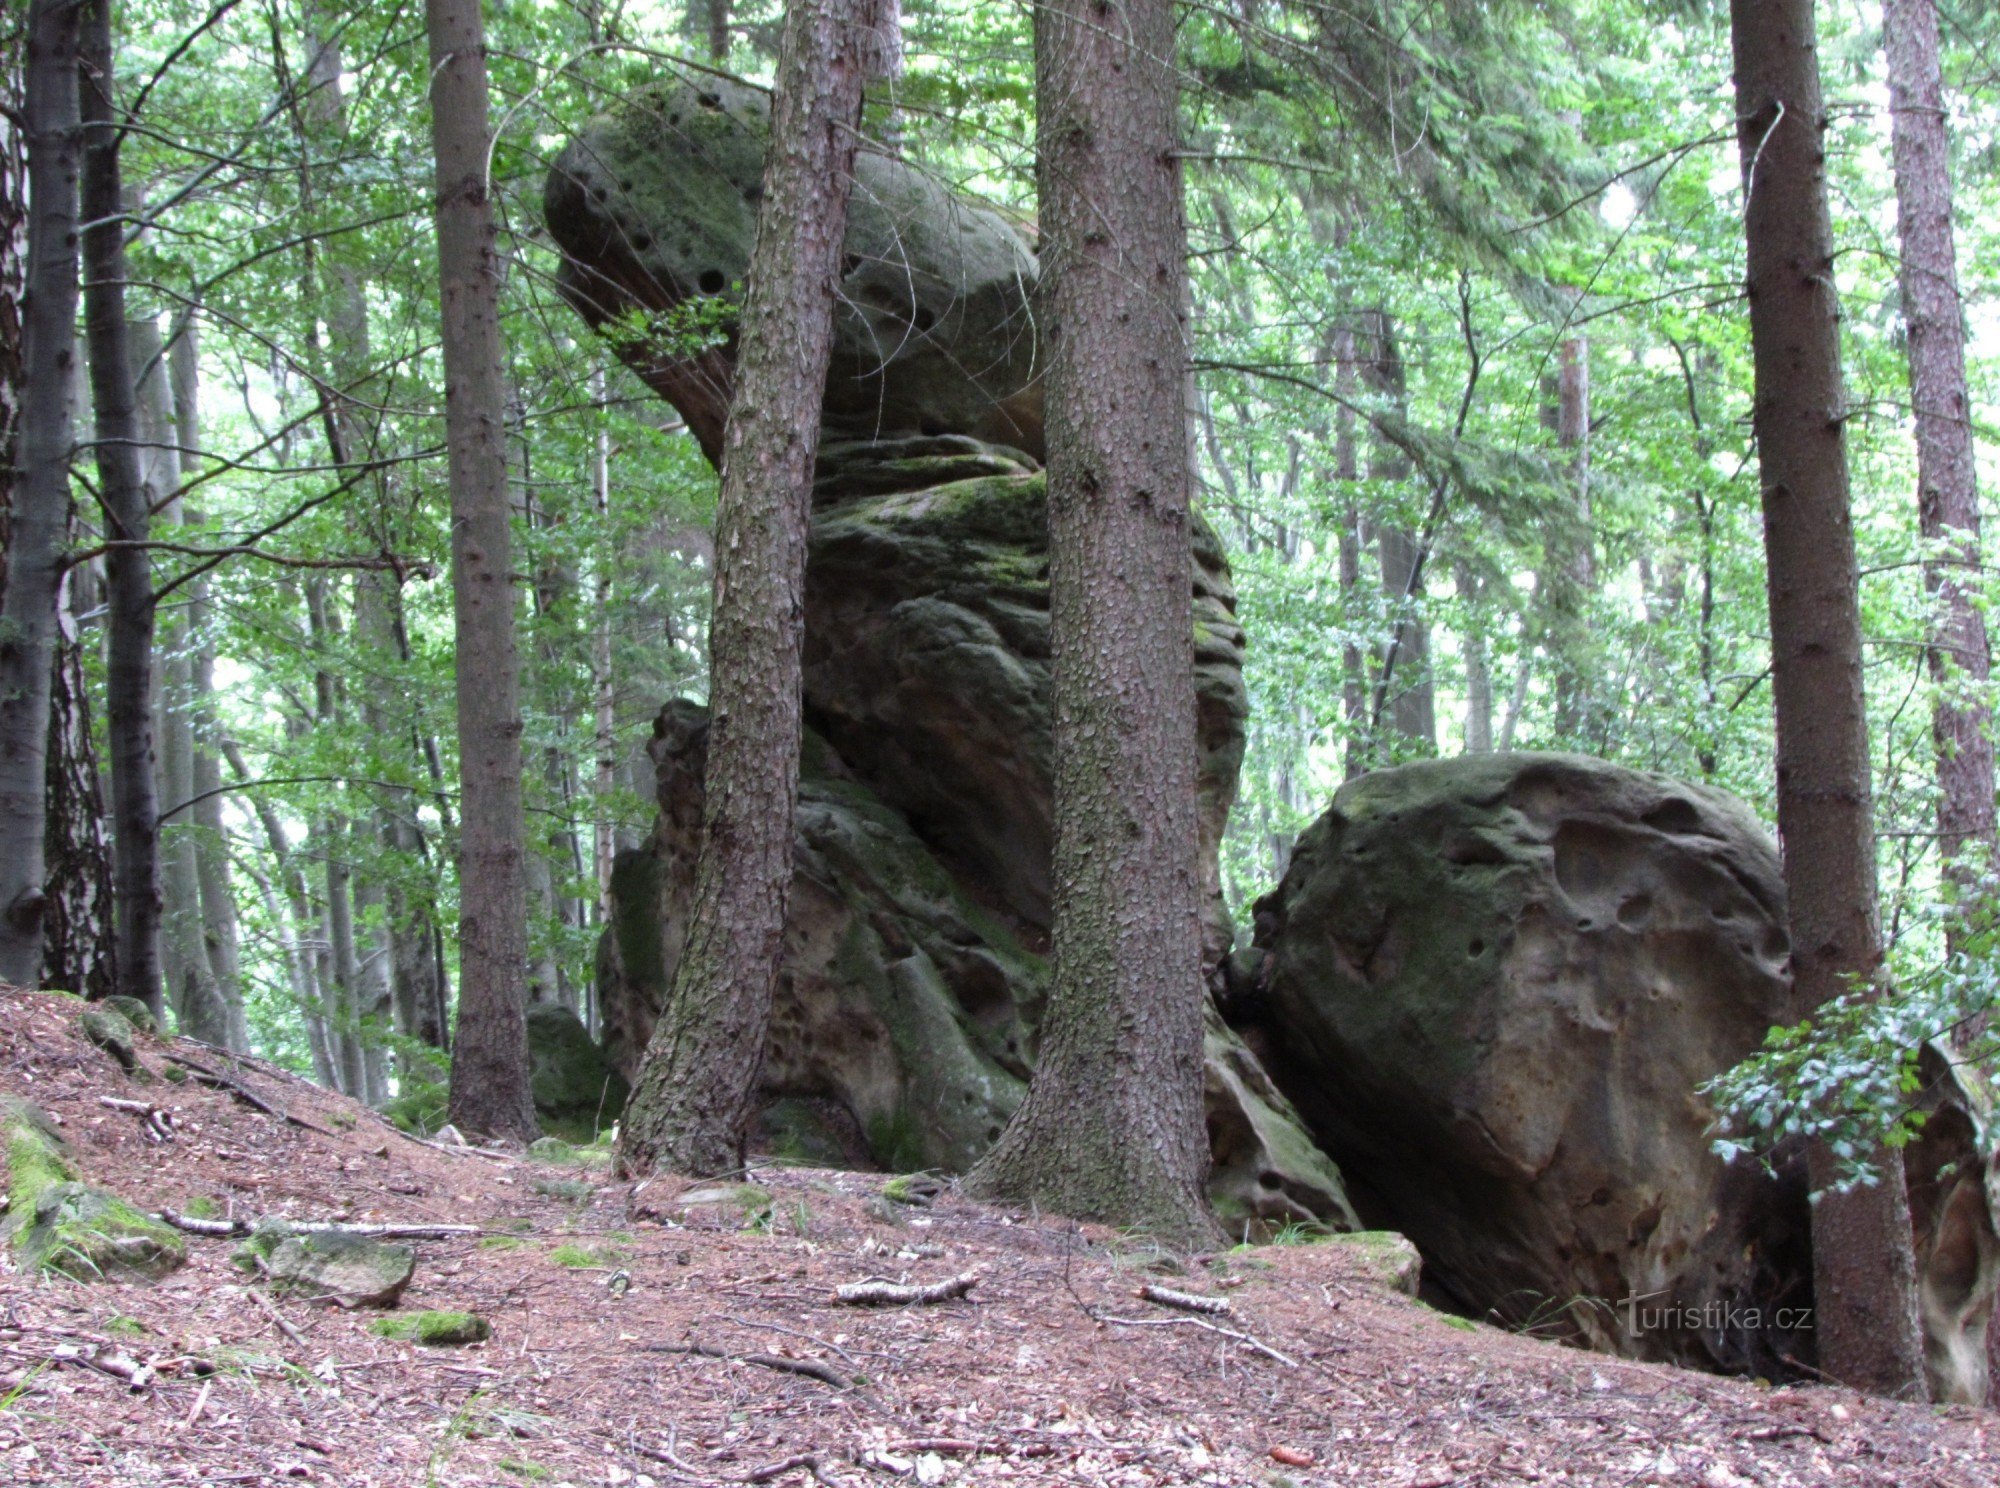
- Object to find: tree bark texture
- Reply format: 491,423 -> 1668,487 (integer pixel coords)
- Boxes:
170,326 -> 245,1049
962,0 -> 1217,1246
0,0 -> 82,987
1543,336 -> 1594,740
1358,309 -> 1434,755
80,0 -> 162,1015
427,0 -> 538,1140
1882,0 -> 1996,932
1729,0 -> 1928,1399
617,0 -> 884,1180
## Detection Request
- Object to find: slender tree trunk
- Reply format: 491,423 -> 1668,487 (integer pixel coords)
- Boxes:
1333,322 -> 1370,780
1,20 -> 22,593
618,0 -> 884,1178
1883,0 -> 1996,943
1543,336 -> 1594,740
427,0 -> 537,1141
171,327 -> 245,1050
0,0 -> 82,986
80,0 -> 162,1015
1730,0 -> 1928,1400
1458,559 -> 1493,753
1359,309 -> 1434,754
963,0 -> 1216,1245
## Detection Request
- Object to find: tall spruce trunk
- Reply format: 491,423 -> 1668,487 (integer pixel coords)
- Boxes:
962,0 -> 1216,1245
0,0 -> 82,986
427,0 -> 537,1141
617,0 -> 883,1179
80,0 -> 162,1015
1882,0 -> 1996,939
1729,0 -> 1928,1398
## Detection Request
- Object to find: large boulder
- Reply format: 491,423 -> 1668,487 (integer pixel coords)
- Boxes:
802,464 -> 1247,968
1229,753 -> 1814,1375
544,77 -> 1044,467
526,1001 -> 628,1140
598,697 -> 1355,1234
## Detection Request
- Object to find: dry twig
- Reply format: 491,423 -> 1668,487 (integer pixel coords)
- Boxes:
650,1341 -> 852,1390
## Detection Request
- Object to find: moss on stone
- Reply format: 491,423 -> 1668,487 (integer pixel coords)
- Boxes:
78,1004 -> 138,1072
13,1182 -> 186,1280
370,1310 -> 491,1346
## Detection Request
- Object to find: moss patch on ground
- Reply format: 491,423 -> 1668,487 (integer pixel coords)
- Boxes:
369,1310 -> 492,1346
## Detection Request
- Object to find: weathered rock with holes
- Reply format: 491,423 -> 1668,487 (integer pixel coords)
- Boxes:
1903,1041 -> 2000,1406
544,77 -> 1044,468
1229,753 -> 1815,1376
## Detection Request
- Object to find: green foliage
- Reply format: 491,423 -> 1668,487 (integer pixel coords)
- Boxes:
1706,895 -> 2000,1194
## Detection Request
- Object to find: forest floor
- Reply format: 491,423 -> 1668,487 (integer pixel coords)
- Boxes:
0,991 -> 1995,1488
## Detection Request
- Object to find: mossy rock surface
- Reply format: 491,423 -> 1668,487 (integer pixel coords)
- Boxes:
13,1182 -> 186,1280
1328,1231 -> 1423,1297
370,1310 -> 491,1346
1237,752 -> 1812,1375
78,1004 -> 138,1071
239,1222 -> 415,1307
525,1003 -> 627,1138
101,995 -> 159,1036
544,78 -> 1044,467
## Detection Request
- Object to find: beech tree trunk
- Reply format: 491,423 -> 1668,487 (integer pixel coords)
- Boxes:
427,0 -> 538,1140
0,0 -> 81,986
962,0 -> 1216,1245
80,0 -> 162,1015
1882,0 -> 1996,940
1729,0 -> 1928,1399
617,0 -> 883,1179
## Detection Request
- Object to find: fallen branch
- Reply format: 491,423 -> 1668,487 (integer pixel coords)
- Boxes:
159,1053 -> 336,1138
97,1095 -> 177,1142
649,1342 -> 852,1390
48,1341 -> 155,1391
834,1271 -> 980,1307
157,1211 -> 480,1242
1136,1283 -> 1231,1316
745,1451 -> 819,1482
1100,1313 -> 1298,1368
246,1288 -> 307,1347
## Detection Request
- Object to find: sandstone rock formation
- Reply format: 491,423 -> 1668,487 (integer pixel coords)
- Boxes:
582,443 -> 1338,1225
1229,753 -> 1812,1374
544,78 -> 1044,466
1228,751 -> 2000,1394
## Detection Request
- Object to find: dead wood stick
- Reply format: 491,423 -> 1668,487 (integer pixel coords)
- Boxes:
1135,1283 -> 1232,1316
160,1053 -> 336,1137
48,1341 -> 154,1390
833,1271 -> 980,1307
246,1288 -> 307,1347
185,1379 -> 212,1428
158,1211 -> 478,1242
1100,1312 -> 1298,1368
649,1342 -> 852,1390
745,1451 -> 819,1483
398,1130 -> 517,1163
885,1439 -> 1008,1456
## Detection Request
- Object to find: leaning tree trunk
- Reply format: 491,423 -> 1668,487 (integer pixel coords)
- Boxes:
0,0 -> 82,987
1729,0 -> 1928,1399
617,0 -> 884,1179
963,0 -> 1216,1245
427,0 -> 538,1141
1883,0 -> 1996,944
